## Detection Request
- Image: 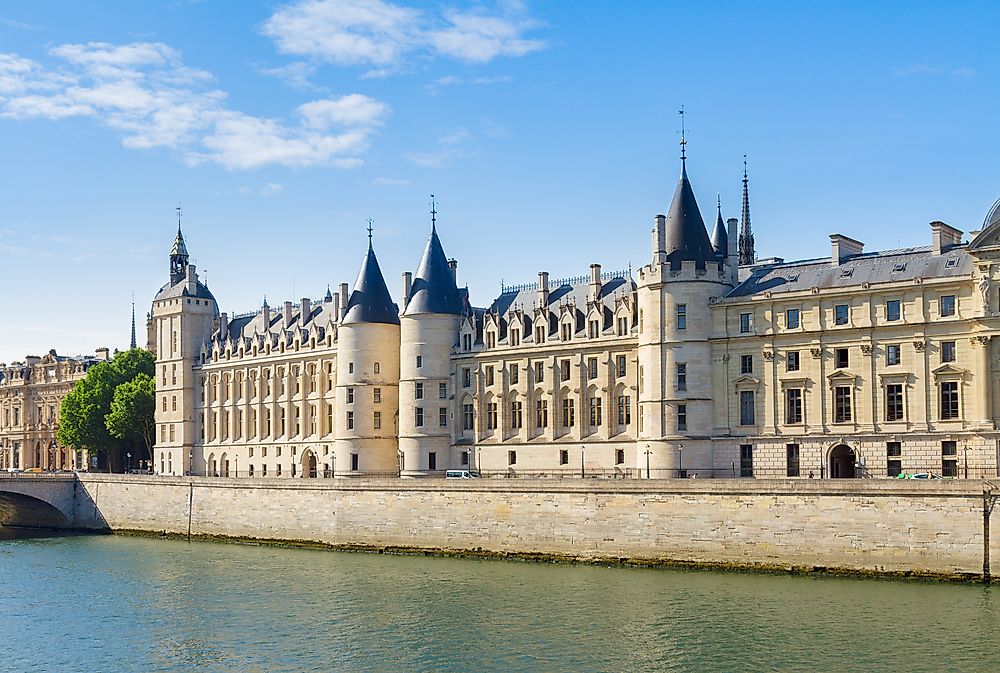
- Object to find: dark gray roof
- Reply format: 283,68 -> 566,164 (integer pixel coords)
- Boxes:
170,226 -> 189,258
487,274 -> 633,317
729,245 -> 972,298
710,202 -> 728,257
343,244 -> 400,325
664,161 -> 715,270
153,279 -> 216,303
404,227 -> 462,316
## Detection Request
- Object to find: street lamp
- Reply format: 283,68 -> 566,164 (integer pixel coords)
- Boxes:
581,445 -> 586,479
677,444 -> 684,479
331,452 -> 336,479
127,452 -> 132,473
644,444 -> 652,480
235,456 -> 238,478
964,445 -> 970,479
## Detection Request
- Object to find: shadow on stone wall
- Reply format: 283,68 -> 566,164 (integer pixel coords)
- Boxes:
0,491 -> 72,529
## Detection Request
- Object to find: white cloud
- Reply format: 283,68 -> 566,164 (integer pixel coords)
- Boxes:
0,41 -> 390,170
372,176 -> 408,186
262,182 -> 285,196
406,126 -> 476,168
259,61 -> 321,90
425,73 -> 510,93
262,0 -> 546,70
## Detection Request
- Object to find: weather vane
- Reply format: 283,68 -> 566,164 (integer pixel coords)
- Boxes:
678,105 -> 686,160
367,218 -> 374,244
430,194 -> 437,229
176,203 -> 182,229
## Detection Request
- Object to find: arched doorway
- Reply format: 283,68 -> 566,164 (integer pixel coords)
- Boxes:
830,444 -> 856,478
302,450 -> 317,478
219,453 -> 229,477
207,453 -> 217,477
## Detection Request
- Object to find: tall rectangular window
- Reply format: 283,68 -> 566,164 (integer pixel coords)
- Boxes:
677,403 -> 687,431
617,395 -> 631,425
562,398 -> 575,428
560,360 -> 570,381
463,368 -> 471,387
486,402 -> 497,430
415,382 -> 423,400
511,329 -> 520,346
346,411 -> 354,430
616,355 -> 627,377
508,363 -> 519,384
941,295 -> 956,317
589,397 -> 602,426
373,387 -> 381,404
559,449 -> 569,465
676,363 -> 687,391
676,304 -> 687,330
351,453 -> 359,471
439,383 -> 447,399
786,444 -> 800,477
886,344 -> 901,366
535,399 -> 548,428
885,384 -> 904,422
462,404 -> 474,431
508,450 -> 517,466
740,445 -> 753,477
834,386 -> 852,422
785,388 -> 803,424
739,391 -> 755,425
940,382 -> 959,419
373,411 -> 381,430
535,362 -> 545,382
347,387 -> 354,404
886,300 -> 901,322
835,304 -> 849,325
786,308 -> 800,329
835,348 -> 849,369
941,341 -> 956,363
588,358 -> 598,380
414,407 -> 424,427
428,452 -> 437,471
485,366 -> 494,386
439,407 -> 448,427
740,355 -> 753,375
511,401 -> 522,429
739,312 -> 753,333
886,442 -> 902,477
786,351 -> 800,372
942,441 -> 958,477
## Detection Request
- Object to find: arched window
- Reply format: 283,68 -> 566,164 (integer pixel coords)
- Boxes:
374,362 -> 380,374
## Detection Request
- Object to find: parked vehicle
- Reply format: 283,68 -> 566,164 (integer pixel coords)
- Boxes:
445,470 -> 480,479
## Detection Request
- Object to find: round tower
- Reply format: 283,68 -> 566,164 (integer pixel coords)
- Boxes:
334,235 -> 401,476
636,152 -> 733,478
398,214 -> 463,476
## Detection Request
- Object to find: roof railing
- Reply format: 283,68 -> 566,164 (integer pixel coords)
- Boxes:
500,268 -> 631,294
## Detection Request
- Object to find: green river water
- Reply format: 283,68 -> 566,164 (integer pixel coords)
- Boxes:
1,531 -> 998,673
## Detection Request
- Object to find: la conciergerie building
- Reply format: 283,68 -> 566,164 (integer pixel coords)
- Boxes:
149,148 -> 1000,480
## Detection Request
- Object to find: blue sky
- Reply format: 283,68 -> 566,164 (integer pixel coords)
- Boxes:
1,0 -> 999,363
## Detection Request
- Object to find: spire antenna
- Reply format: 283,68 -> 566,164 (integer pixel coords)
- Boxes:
430,194 -> 437,232
739,154 -> 755,266
366,218 -> 374,246
176,203 -> 183,233
678,105 -> 687,161
130,295 -> 137,350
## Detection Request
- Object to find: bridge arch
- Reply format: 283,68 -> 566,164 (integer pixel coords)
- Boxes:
0,491 -> 71,529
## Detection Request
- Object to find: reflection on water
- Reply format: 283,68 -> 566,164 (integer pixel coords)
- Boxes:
0,533 -> 998,673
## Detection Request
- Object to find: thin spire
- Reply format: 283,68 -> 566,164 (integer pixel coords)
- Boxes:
176,203 -> 182,234
738,154 -> 755,266
430,194 -> 437,233
366,218 -> 374,248
130,298 -> 137,349
678,105 -> 687,162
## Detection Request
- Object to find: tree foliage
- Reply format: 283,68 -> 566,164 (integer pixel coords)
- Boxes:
57,348 -> 156,460
106,373 -> 156,461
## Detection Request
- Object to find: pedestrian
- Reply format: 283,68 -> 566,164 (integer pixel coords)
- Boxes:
808,470 -> 814,479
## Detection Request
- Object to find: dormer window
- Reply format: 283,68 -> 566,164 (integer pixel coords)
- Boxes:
839,268 -> 853,278
510,329 -> 520,347
946,258 -> 958,268
892,263 -> 906,272
561,323 -> 572,341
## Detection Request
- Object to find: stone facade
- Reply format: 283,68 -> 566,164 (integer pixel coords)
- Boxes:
0,349 -> 106,470
150,158 -> 1000,481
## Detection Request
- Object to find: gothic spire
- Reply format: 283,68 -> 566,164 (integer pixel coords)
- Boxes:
404,214 -> 462,316
169,206 -> 190,285
710,193 -> 728,258
663,153 -> 715,271
738,155 -> 755,266
130,300 -> 137,349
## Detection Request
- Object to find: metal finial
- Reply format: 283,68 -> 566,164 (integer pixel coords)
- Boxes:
743,154 -> 748,182
717,193 -> 721,209
176,203 -> 182,232
366,218 -> 374,246
678,105 -> 687,161
430,194 -> 437,231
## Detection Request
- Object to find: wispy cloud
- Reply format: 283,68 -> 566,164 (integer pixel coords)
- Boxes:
262,0 -> 546,75
425,73 -> 510,94
0,41 -> 390,170
372,176 -> 409,186
406,126 -> 477,168
258,61 -> 322,90
891,64 -> 976,78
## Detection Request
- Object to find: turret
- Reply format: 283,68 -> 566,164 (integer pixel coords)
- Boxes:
399,205 -> 464,475
334,231 -> 401,476
710,196 -> 728,258
169,223 -> 189,286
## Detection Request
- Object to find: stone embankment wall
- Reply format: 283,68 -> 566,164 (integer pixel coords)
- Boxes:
72,475 -> 999,580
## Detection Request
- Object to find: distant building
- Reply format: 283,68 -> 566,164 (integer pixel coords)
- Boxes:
0,349 -> 108,470
150,153 -> 1000,480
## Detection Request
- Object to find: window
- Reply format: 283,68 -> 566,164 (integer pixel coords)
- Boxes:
416,355 -> 423,368
439,383 -> 447,399
588,358 -> 598,380
462,368 -> 471,388
885,384 -> 905,422
463,404 -> 474,430
511,329 -> 520,346
617,395 -> 631,425
485,366 -> 495,386
617,317 -> 628,336
428,452 -> 437,471
940,382 -> 959,419
351,453 -> 359,471
415,407 -> 424,427
786,351 -> 800,372
739,312 -> 753,333
349,362 -> 354,374
835,348 -> 849,369
486,331 -> 496,348
887,344 -> 901,366
374,411 -> 382,430
373,362 -> 380,374
346,411 -> 354,430
463,334 -> 472,351
535,362 -> 545,382
561,323 -> 572,341
560,360 -> 570,381
588,320 -> 599,339
786,308 -> 800,330
676,304 -> 687,330
559,450 -> 569,465
740,445 -> 754,477
415,382 -> 424,400
276,465 -> 282,477
487,403 -> 498,430
510,364 -> 519,385
941,341 -> 956,363
616,355 -> 627,378
511,401 -> 523,429
834,386 -> 852,422
373,387 -> 381,404
508,450 -> 517,466
562,398 -> 575,427
347,387 -> 354,404
786,444 -> 800,477
535,400 -> 548,428
616,449 -> 625,465
676,363 -> 687,391
677,403 -> 687,431
785,389 -> 803,424
834,304 -> 849,325
942,441 -> 958,477
887,442 -> 902,477
739,391 -> 755,425
589,397 -> 602,426
740,355 -> 753,375
461,452 -> 469,466
941,295 -> 956,317
536,326 -> 545,343
886,300 -> 901,322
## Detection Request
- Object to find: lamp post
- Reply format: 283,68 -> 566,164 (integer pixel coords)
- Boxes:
477,447 -> 482,475
964,445 -> 970,479
331,452 -> 336,479
235,456 -> 238,478
677,444 -> 684,479
397,449 -> 403,478
188,450 -> 193,477
127,452 -> 132,473
644,444 -> 652,480
581,445 -> 586,479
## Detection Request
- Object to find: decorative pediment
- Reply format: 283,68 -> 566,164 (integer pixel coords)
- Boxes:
826,369 -> 857,385
778,375 -> 810,387
931,363 -> 967,379
878,371 -> 912,384
732,374 -> 760,388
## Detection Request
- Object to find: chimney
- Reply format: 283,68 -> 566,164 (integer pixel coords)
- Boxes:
186,263 -> 197,293
283,301 -> 293,327
219,312 -> 229,338
930,221 -> 963,255
537,271 -> 550,307
331,293 -> 340,321
402,272 -> 412,306
339,283 -> 349,319
652,214 -> 667,264
830,234 -> 864,266
262,301 -> 271,329
727,218 -> 739,284
300,297 -> 311,324
95,347 -> 110,361
589,263 -> 602,301
448,258 -> 458,283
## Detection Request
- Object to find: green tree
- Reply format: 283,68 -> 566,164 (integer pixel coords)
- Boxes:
106,373 -> 156,464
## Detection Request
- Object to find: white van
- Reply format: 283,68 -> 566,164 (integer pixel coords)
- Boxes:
445,470 -> 480,479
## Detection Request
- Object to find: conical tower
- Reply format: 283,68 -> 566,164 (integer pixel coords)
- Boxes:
738,158 -> 755,265
710,195 -> 728,258
334,226 -> 401,476
399,198 -> 464,476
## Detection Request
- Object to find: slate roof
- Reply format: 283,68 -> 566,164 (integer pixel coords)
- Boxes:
170,226 -> 188,259
218,299 -> 340,343
728,245 -> 972,298
487,275 -> 634,316
343,243 -> 400,325
710,202 -> 728,257
404,227 -> 462,316
153,279 -> 216,303
664,161 -> 716,270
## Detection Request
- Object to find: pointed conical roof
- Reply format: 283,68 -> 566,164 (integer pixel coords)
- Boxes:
664,161 -> 715,269
343,242 -> 399,325
710,197 -> 728,257
170,225 -> 189,259
404,226 -> 462,316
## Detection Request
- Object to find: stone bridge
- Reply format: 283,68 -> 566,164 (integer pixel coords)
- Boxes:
0,475 -> 105,529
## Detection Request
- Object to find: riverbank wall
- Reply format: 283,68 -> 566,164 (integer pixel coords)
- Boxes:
65,474 -> 999,580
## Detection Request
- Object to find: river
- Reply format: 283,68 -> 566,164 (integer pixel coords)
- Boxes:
1,531 -> 998,673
